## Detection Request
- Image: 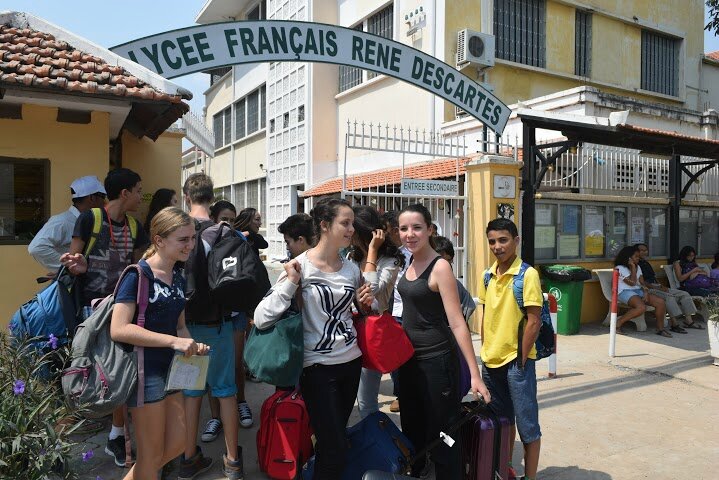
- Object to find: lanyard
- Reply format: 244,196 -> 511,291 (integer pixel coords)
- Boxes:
104,207 -> 129,253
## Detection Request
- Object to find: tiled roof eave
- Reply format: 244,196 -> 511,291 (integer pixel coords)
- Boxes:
302,157 -> 471,197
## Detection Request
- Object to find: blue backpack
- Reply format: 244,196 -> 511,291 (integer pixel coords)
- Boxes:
9,268 -> 79,352
483,262 -> 555,360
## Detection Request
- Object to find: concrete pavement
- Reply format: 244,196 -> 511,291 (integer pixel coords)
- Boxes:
71,320 -> 718,480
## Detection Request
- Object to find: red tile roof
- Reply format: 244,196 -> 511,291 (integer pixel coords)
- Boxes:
302,157 -> 470,197
616,124 -> 719,146
0,25 -> 184,104
706,50 -> 719,62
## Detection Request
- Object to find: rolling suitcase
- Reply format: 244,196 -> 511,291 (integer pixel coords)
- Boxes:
302,411 -> 414,480
363,399 -> 508,480
461,407 -> 510,480
257,389 -> 314,480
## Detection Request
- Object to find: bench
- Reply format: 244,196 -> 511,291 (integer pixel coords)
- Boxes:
660,264 -> 710,321
593,269 -> 652,332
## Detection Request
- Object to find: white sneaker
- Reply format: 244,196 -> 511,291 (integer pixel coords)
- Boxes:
238,401 -> 253,428
201,418 -> 222,442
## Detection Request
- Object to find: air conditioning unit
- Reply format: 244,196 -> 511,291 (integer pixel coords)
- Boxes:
455,106 -> 469,118
456,29 -> 495,69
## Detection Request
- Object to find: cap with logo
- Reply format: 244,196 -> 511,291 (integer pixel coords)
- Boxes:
71,176 -> 106,198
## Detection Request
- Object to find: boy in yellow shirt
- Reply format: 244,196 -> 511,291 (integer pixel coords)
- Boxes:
479,219 -> 543,480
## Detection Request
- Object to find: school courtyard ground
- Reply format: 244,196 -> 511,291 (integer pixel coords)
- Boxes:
62,258 -> 716,480
69,319 -> 718,480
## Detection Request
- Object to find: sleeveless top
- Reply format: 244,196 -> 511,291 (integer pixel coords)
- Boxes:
397,256 -> 454,360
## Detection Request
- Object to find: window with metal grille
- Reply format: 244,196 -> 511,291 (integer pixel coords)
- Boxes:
234,182 -> 246,207
575,10 -> 591,77
494,0 -> 546,68
367,4 -> 394,79
223,108 -> 232,145
0,157 -> 49,244
213,112 -> 223,149
247,89 -> 260,134
235,99 -> 246,140
339,24 -> 364,92
641,30 -> 679,96
260,178 -> 267,216
260,85 -> 266,128
247,181 -> 259,209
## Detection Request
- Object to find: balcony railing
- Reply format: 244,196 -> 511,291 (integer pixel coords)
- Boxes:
539,144 -> 719,200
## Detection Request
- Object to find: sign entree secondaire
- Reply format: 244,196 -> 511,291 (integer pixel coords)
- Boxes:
111,21 -> 510,135
400,179 -> 459,196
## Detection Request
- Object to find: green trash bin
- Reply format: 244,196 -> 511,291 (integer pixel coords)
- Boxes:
541,265 -> 592,335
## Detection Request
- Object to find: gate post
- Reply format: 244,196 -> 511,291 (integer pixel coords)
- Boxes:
465,154 -> 521,334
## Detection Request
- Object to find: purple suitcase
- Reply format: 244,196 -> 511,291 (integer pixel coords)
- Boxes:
461,408 -> 510,480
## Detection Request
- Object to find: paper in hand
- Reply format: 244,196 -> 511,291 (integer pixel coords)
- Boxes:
166,355 -> 209,391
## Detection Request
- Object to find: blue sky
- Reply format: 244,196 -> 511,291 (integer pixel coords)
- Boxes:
3,1 -> 719,114
2,1 -> 209,114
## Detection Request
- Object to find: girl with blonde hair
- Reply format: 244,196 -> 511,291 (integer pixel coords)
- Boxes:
110,207 -> 210,480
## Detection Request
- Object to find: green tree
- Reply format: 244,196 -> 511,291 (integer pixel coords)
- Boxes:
707,0 -> 719,36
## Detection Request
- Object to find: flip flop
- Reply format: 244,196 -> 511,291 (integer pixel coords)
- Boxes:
670,325 -> 688,334
683,321 -> 705,329
656,330 -> 673,338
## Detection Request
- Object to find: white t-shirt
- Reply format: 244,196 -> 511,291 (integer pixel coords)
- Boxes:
391,247 -> 412,318
617,265 -> 643,294
254,252 -> 363,367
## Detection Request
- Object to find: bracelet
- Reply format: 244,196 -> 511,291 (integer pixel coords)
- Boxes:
365,261 -> 377,267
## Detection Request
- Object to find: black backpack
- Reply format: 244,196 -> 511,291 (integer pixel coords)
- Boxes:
207,223 -> 271,314
184,219 -> 218,325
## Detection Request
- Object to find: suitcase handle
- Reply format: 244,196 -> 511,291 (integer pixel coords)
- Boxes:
403,398 -> 490,473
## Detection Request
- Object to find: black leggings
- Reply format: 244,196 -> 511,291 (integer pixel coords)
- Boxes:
399,351 -> 462,479
300,357 -> 362,479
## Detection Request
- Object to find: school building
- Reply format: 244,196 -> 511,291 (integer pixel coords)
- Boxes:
0,11 -> 188,323
187,0 -> 718,329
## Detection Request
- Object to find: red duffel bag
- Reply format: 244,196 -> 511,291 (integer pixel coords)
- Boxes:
353,312 -> 414,373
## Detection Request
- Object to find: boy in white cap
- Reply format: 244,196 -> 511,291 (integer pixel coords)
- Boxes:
28,175 -> 106,273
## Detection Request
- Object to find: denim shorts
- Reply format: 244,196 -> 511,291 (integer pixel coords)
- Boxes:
482,358 -> 541,444
127,372 -> 176,408
618,288 -> 643,305
183,322 -> 237,398
232,312 -> 248,332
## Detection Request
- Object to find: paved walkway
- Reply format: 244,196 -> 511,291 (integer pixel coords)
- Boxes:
71,321 -> 718,480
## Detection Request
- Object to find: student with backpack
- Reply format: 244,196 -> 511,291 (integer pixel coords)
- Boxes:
396,204 -> 490,479
110,206 -> 209,480
60,168 -> 149,467
179,173 -> 243,480
201,200 -> 254,443
479,218 -> 542,480
254,198 -> 374,479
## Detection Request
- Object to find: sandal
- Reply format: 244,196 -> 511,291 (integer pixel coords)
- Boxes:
616,325 -> 627,335
656,330 -> 673,338
683,321 -> 705,330
670,325 -> 687,334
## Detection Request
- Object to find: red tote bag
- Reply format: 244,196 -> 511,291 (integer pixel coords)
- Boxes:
353,312 -> 415,373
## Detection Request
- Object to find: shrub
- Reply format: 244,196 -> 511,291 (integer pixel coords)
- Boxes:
0,330 -> 82,479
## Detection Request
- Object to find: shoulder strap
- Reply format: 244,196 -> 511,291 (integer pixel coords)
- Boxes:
483,269 -> 492,289
127,215 -> 138,242
513,262 -> 532,363
512,262 -> 531,310
419,256 -> 442,280
84,208 -> 103,256
113,264 -> 149,407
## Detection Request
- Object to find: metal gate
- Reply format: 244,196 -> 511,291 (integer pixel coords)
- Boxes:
340,120 -> 469,283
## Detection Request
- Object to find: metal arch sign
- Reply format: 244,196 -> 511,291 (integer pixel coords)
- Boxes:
110,21 -> 510,136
